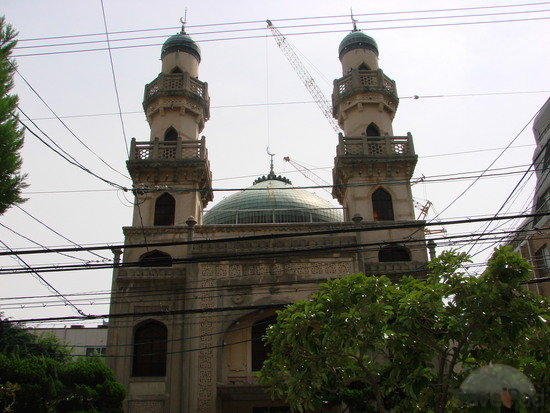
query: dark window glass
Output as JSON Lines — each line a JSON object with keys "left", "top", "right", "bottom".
{"left": 251, "top": 315, "right": 277, "bottom": 371}
{"left": 139, "top": 250, "right": 173, "bottom": 267}
{"left": 171, "top": 66, "right": 183, "bottom": 73}
{"left": 372, "top": 188, "right": 394, "bottom": 221}
{"left": 534, "top": 245, "right": 550, "bottom": 278}
{"left": 358, "top": 62, "right": 370, "bottom": 70}
{"left": 85, "top": 347, "right": 106, "bottom": 357}
{"left": 366, "top": 123, "right": 380, "bottom": 136}
{"left": 379, "top": 245, "right": 411, "bottom": 262}
{"left": 164, "top": 126, "right": 178, "bottom": 141}
{"left": 154, "top": 193, "right": 175, "bottom": 226}
{"left": 132, "top": 321, "right": 167, "bottom": 377}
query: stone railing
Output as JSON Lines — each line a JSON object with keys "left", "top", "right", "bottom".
{"left": 335, "top": 133, "right": 415, "bottom": 157}
{"left": 202, "top": 207, "right": 343, "bottom": 225}
{"left": 129, "top": 136, "right": 208, "bottom": 161}
{"left": 332, "top": 69, "right": 397, "bottom": 103}
{"left": 143, "top": 73, "right": 208, "bottom": 106}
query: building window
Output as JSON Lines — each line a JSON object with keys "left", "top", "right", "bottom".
{"left": 534, "top": 245, "right": 550, "bottom": 279}
{"left": 358, "top": 62, "right": 370, "bottom": 70}
{"left": 379, "top": 245, "right": 411, "bottom": 262}
{"left": 170, "top": 66, "right": 183, "bottom": 74}
{"left": 132, "top": 320, "right": 167, "bottom": 377}
{"left": 85, "top": 347, "right": 106, "bottom": 357}
{"left": 372, "top": 188, "right": 394, "bottom": 221}
{"left": 154, "top": 193, "right": 175, "bottom": 226}
{"left": 139, "top": 250, "right": 173, "bottom": 267}
{"left": 366, "top": 123, "right": 380, "bottom": 137}
{"left": 164, "top": 126, "right": 178, "bottom": 141}
{"left": 251, "top": 315, "right": 277, "bottom": 371}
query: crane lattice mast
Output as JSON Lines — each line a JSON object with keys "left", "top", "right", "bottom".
{"left": 266, "top": 20, "right": 341, "bottom": 133}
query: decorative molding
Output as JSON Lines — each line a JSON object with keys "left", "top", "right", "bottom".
{"left": 197, "top": 265, "right": 216, "bottom": 413}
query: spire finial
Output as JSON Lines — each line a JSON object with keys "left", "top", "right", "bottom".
{"left": 266, "top": 146, "right": 275, "bottom": 175}
{"left": 350, "top": 8, "right": 358, "bottom": 31}
{"left": 180, "top": 9, "right": 188, "bottom": 34}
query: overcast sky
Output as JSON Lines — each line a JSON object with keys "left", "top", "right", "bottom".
{"left": 1, "top": 0, "right": 549, "bottom": 326}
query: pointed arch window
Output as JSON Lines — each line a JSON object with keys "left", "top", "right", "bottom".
{"left": 372, "top": 188, "right": 394, "bottom": 221}
{"left": 358, "top": 62, "right": 370, "bottom": 70}
{"left": 170, "top": 66, "right": 183, "bottom": 74}
{"left": 154, "top": 193, "right": 175, "bottom": 226}
{"left": 366, "top": 123, "right": 380, "bottom": 137}
{"left": 139, "top": 250, "right": 173, "bottom": 267}
{"left": 132, "top": 320, "right": 167, "bottom": 377}
{"left": 379, "top": 245, "right": 411, "bottom": 262}
{"left": 251, "top": 315, "right": 277, "bottom": 371}
{"left": 164, "top": 126, "right": 178, "bottom": 141}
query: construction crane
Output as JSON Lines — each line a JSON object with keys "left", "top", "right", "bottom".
{"left": 283, "top": 156, "right": 332, "bottom": 195}
{"left": 266, "top": 20, "right": 341, "bottom": 133}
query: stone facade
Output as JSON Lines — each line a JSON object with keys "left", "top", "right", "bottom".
{"left": 107, "top": 26, "right": 429, "bottom": 412}
{"left": 508, "top": 98, "right": 550, "bottom": 296}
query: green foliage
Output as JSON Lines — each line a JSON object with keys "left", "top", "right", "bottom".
{"left": 57, "top": 359, "right": 125, "bottom": 413}
{"left": 258, "top": 247, "right": 549, "bottom": 413}
{"left": 0, "top": 317, "right": 70, "bottom": 362}
{"left": 0, "top": 316, "right": 125, "bottom": 412}
{"left": 0, "top": 16, "right": 27, "bottom": 215}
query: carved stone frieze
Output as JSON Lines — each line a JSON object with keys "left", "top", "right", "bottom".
{"left": 197, "top": 268, "right": 216, "bottom": 413}
{"left": 117, "top": 267, "right": 186, "bottom": 280}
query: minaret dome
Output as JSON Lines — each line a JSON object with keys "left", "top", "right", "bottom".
{"left": 338, "top": 30, "right": 379, "bottom": 74}
{"left": 161, "top": 29, "right": 201, "bottom": 77}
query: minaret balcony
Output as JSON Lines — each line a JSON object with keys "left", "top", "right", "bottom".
{"left": 335, "top": 133, "right": 415, "bottom": 158}
{"left": 143, "top": 73, "right": 209, "bottom": 109}
{"left": 129, "top": 136, "right": 208, "bottom": 162}
{"left": 332, "top": 69, "right": 398, "bottom": 114}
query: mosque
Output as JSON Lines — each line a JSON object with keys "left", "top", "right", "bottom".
{"left": 106, "top": 21, "right": 429, "bottom": 413}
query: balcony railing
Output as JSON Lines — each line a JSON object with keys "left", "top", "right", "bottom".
{"left": 129, "top": 136, "right": 208, "bottom": 161}
{"left": 335, "top": 133, "right": 415, "bottom": 157}
{"left": 203, "top": 207, "right": 344, "bottom": 225}
{"left": 143, "top": 73, "right": 208, "bottom": 106}
{"left": 332, "top": 69, "right": 397, "bottom": 104}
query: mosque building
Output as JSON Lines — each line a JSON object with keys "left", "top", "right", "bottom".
{"left": 106, "top": 22, "right": 429, "bottom": 413}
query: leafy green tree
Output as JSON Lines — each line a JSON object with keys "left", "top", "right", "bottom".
{"left": 0, "top": 16, "right": 27, "bottom": 215}
{"left": 0, "top": 316, "right": 70, "bottom": 362}
{"left": 258, "top": 247, "right": 548, "bottom": 412}
{"left": 0, "top": 316, "right": 125, "bottom": 412}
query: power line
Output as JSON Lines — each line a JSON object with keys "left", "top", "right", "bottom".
{"left": 1, "top": 211, "right": 545, "bottom": 258}
{"left": 14, "top": 205, "right": 109, "bottom": 261}
{"left": 421, "top": 106, "right": 542, "bottom": 228}
{"left": 99, "top": 0, "right": 129, "bottom": 158}
{"left": 0, "top": 222, "right": 89, "bottom": 263}
{"left": 12, "top": 16, "right": 550, "bottom": 58}
{"left": 24, "top": 91, "right": 550, "bottom": 122}
{"left": 13, "top": 67, "right": 129, "bottom": 180}
{"left": 16, "top": 115, "right": 128, "bottom": 191}
{"left": 16, "top": 2, "right": 550, "bottom": 43}
{"left": 0, "top": 240, "right": 87, "bottom": 317}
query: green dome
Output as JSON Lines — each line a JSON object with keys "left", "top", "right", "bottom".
{"left": 338, "top": 30, "right": 378, "bottom": 60}
{"left": 161, "top": 32, "right": 201, "bottom": 62}
{"left": 203, "top": 176, "right": 342, "bottom": 225}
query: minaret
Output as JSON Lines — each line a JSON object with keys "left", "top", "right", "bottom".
{"left": 332, "top": 27, "right": 417, "bottom": 223}
{"left": 127, "top": 22, "right": 212, "bottom": 225}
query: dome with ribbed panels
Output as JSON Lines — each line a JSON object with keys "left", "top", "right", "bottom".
{"left": 203, "top": 174, "right": 342, "bottom": 225}
{"left": 161, "top": 31, "right": 201, "bottom": 62}
{"left": 338, "top": 30, "right": 378, "bottom": 59}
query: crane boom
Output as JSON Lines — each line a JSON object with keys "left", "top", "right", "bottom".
{"left": 266, "top": 20, "right": 341, "bottom": 133}
{"left": 283, "top": 156, "right": 332, "bottom": 195}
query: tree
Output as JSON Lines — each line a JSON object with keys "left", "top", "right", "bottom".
{"left": 0, "top": 16, "right": 27, "bottom": 215}
{"left": 258, "top": 247, "right": 549, "bottom": 412}
{"left": 0, "top": 316, "right": 125, "bottom": 412}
